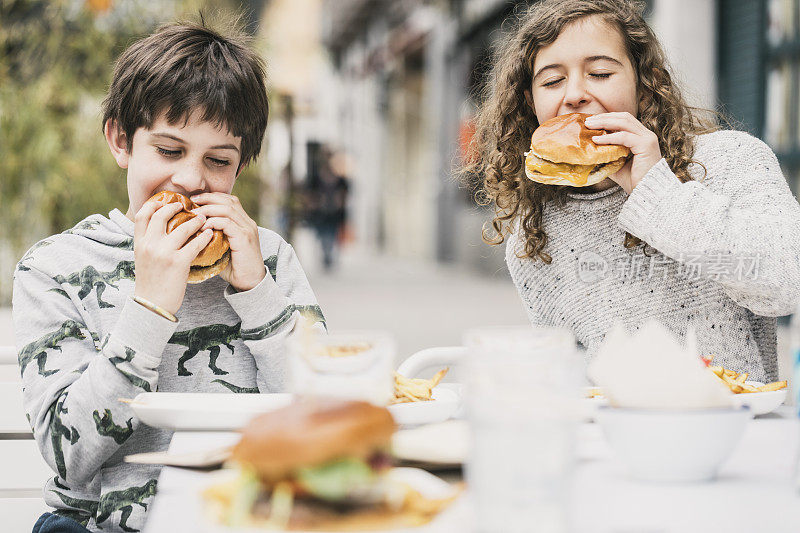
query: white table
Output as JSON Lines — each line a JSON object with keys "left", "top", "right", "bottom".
{"left": 144, "top": 410, "right": 800, "bottom": 533}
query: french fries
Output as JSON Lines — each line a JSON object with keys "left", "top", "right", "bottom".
{"left": 391, "top": 368, "right": 448, "bottom": 404}
{"left": 585, "top": 387, "right": 604, "bottom": 399}
{"left": 706, "top": 357, "right": 787, "bottom": 394}
{"left": 322, "top": 342, "right": 372, "bottom": 357}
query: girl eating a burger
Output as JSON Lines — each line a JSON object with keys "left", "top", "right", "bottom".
{"left": 465, "top": 0, "right": 800, "bottom": 382}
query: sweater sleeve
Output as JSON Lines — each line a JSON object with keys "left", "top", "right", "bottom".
{"left": 617, "top": 132, "right": 800, "bottom": 317}
{"left": 12, "top": 262, "right": 177, "bottom": 486}
{"left": 224, "top": 239, "right": 324, "bottom": 393}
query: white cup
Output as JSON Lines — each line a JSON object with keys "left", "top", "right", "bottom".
{"left": 287, "top": 330, "right": 395, "bottom": 405}
{"left": 464, "top": 326, "right": 581, "bottom": 533}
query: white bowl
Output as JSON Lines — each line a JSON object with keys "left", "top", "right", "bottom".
{"left": 730, "top": 382, "right": 787, "bottom": 415}
{"left": 595, "top": 406, "right": 750, "bottom": 482}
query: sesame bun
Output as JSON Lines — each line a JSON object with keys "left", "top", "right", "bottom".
{"left": 148, "top": 191, "right": 230, "bottom": 283}
{"left": 524, "top": 113, "right": 630, "bottom": 187}
{"left": 231, "top": 399, "right": 397, "bottom": 482}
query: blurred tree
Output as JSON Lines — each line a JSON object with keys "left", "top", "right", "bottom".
{"left": 0, "top": 0, "right": 267, "bottom": 303}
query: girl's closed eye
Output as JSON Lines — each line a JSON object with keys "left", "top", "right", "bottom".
{"left": 590, "top": 72, "right": 613, "bottom": 79}
{"left": 542, "top": 77, "right": 564, "bottom": 87}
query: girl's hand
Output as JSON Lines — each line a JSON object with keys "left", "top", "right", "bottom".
{"left": 585, "top": 112, "right": 662, "bottom": 194}
{"left": 190, "top": 192, "right": 266, "bottom": 292}
{"left": 134, "top": 199, "right": 213, "bottom": 315}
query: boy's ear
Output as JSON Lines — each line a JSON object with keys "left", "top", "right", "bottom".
{"left": 104, "top": 119, "right": 130, "bottom": 169}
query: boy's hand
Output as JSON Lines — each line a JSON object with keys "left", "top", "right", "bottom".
{"left": 190, "top": 192, "right": 266, "bottom": 292}
{"left": 133, "top": 198, "right": 214, "bottom": 315}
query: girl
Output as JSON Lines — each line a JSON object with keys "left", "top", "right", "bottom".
{"left": 467, "top": 0, "right": 800, "bottom": 381}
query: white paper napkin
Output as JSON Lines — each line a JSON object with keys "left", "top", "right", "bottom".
{"left": 587, "top": 319, "right": 731, "bottom": 409}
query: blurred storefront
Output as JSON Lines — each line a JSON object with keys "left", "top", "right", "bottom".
{"left": 719, "top": 0, "right": 800, "bottom": 193}
{"left": 317, "top": 0, "right": 523, "bottom": 273}
{"left": 262, "top": 0, "right": 796, "bottom": 273}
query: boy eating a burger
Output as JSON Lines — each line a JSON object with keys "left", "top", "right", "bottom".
{"left": 12, "top": 18, "right": 324, "bottom": 533}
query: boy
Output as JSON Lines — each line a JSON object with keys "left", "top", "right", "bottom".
{"left": 12, "top": 19, "right": 324, "bottom": 533}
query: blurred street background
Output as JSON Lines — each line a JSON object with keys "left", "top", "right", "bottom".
{"left": 1, "top": 0, "right": 797, "bottom": 373}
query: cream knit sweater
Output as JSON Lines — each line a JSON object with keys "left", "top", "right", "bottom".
{"left": 506, "top": 130, "right": 800, "bottom": 382}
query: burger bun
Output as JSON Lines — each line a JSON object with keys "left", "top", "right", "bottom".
{"left": 148, "top": 191, "right": 231, "bottom": 283}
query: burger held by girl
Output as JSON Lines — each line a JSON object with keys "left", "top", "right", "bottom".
{"left": 467, "top": 0, "right": 800, "bottom": 381}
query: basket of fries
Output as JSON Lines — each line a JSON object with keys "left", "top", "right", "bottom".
{"left": 388, "top": 368, "right": 460, "bottom": 426}
{"left": 704, "top": 357, "right": 788, "bottom": 415}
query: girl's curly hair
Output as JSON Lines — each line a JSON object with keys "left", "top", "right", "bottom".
{"left": 465, "top": 0, "right": 717, "bottom": 263}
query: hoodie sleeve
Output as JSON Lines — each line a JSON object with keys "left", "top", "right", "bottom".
{"left": 224, "top": 236, "right": 325, "bottom": 393}
{"left": 12, "top": 260, "right": 177, "bottom": 486}
{"left": 617, "top": 131, "right": 800, "bottom": 317}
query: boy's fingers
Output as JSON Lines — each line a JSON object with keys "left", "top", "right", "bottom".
{"left": 180, "top": 228, "right": 215, "bottom": 261}
{"left": 147, "top": 202, "right": 186, "bottom": 236}
{"left": 200, "top": 215, "right": 245, "bottom": 237}
{"left": 165, "top": 213, "right": 207, "bottom": 248}
{"left": 134, "top": 200, "right": 163, "bottom": 238}
{"left": 192, "top": 203, "right": 250, "bottom": 228}
{"left": 196, "top": 214, "right": 247, "bottom": 231}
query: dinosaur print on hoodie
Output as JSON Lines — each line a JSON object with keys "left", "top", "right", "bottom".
{"left": 13, "top": 208, "right": 324, "bottom": 532}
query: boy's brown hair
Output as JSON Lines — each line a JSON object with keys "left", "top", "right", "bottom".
{"left": 101, "top": 17, "right": 268, "bottom": 171}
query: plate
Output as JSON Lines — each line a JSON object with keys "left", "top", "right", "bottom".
{"left": 130, "top": 390, "right": 460, "bottom": 432}
{"left": 131, "top": 393, "right": 294, "bottom": 431}
{"left": 580, "top": 383, "right": 786, "bottom": 417}
{"left": 392, "top": 420, "right": 468, "bottom": 465}
{"left": 388, "top": 388, "right": 460, "bottom": 426}
{"left": 582, "top": 387, "right": 609, "bottom": 420}
{"left": 730, "top": 382, "right": 787, "bottom": 415}
{"left": 198, "top": 467, "right": 466, "bottom": 533}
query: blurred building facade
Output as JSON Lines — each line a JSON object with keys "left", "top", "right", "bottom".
{"left": 261, "top": 0, "right": 797, "bottom": 273}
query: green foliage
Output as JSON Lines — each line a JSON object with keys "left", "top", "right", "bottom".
{"left": 1, "top": 0, "right": 140, "bottom": 249}
{"left": 0, "top": 0, "right": 266, "bottom": 303}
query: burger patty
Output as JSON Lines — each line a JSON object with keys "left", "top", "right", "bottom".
{"left": 191, "top": 250, "right": 230, "bottom": 271}
{"left": 525, "top": 152, "right": 626, "bottom": 183}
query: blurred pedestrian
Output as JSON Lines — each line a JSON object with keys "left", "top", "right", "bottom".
{"left": 309, "top": 148, "right": 350, "bottom": 271}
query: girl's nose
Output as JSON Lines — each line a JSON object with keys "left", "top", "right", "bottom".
{"left": 563, "top": 78, "right": 590, "bottom": 109}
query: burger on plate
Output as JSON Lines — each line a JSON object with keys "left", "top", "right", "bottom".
{"left": 524, "top": 112, "right": 631, "bottom": 187}
{"left": 148, "top": 191, "right": 230, "bottom": 283}
{"left": 204, "top": 399, "right": 456, "bottom": 530}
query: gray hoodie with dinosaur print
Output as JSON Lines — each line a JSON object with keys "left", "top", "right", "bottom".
{"left": 13, "top": 208, "right": 325, "bottom": 532}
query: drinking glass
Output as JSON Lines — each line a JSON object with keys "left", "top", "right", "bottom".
{"left": 464, "top": 326, "right": 581, "bottom": 533}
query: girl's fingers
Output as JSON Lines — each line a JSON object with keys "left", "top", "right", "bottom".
{"left": 591, "top": 131, "right": 637, "bottom": 148}
{"left": 585, "top": 114, "right": 641, "bottom": 133}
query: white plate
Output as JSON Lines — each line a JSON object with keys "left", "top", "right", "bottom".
{"left": 392, "top": 420, "right": 468, "bottom": 465}
{"left": 131, "top": 393, "right": 294, "bottom": 431}
{"left": 436, "top": 383, "right": 465, "bottom": 418}
{"left": 131, "top": 390, "right": 460, "bottom": 432}
{"left": 581, "top": 383, "right": 786, "bottom": 417}
{"left": 730, "top": 382, "right": 787, "bottom": 415}
{"left": 581, "top": 387, "right": 609, "bottom": 420}
{"left": 388, "top": 388, "right": 460, "bottom": 426}
{"left": 199, "top": 467, "right": 466, "bottom": 533}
